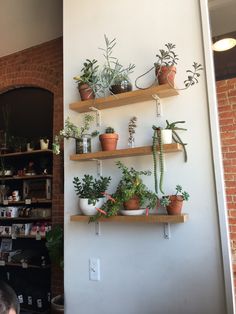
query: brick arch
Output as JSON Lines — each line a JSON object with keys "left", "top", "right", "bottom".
{"left": 0, "top": 63, "right": 63, "bottom": 134}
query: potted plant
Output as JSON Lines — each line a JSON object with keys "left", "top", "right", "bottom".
{"left": 90, "top": 161, "right": 157, "bottom": 221}
{"left": 155, "top": 43, "right": 179, "bottom": 85}
{"left": 45, "top": 225, "right": 64, "bottom": 313}
{"left": 40, "top": 137, "right": 49, "bottom": 150}
{"left": 100, "top": 35, "right": 135, "bottom": 95}
{"left": 160, "top": 185, "right": 189, "bottom": 215}
{"left": 73, "top": 59, "right": 100, "bottom": 101}
{"left": 152, "top": 120, "right": 187, "bottom": 195}
{"left": 135, "top": 42, "right": 203, "bottom": 90}
{"left": 99, "top": 127, "right": 119, "bottom": 151}
{"left": 73, "top": 174, "right": 111, "bottom": 216}
{"left": 52, "top": 114, "right": 99, "bottom": 155}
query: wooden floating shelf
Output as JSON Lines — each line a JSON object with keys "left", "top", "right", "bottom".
{"left": 70, "top": 143, "right": 182, "bottom": 161}
{"left": 70, "top": 214, "right": 188, "bottom": 224}
{"left": 0, "top": 149, "right": 53, "bottom": 157}
{"left": 69, "top": 84, "right": 178, "bottom": 113}
{"left": 0, "top": 174, "right": 53, "bottom": 181}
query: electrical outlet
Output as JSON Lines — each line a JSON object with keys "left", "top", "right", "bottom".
{"left": 89, "top": 258, "right": 100, "bottom": 281}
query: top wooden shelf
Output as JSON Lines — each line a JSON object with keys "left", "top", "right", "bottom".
{"left": 0, "top": 149, "right": 53, "bottom": 157}
{"left": 69, "top": 84, "right": 178, "bottom": 113}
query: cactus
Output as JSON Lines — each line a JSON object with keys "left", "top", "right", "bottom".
{"left": 105, "top": 127, "right": 115, "bottom": 134}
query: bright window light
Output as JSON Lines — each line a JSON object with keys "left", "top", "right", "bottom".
{"left": 212, "top": 38, "right": 236, "bottom": 52}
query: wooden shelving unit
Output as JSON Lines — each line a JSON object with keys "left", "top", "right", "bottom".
{"left": 0, "top": 149, "right": 53, "bottom": 157}
{"left": 69, "top": 84, "right": 178, "bottom": 113}
{"left": 0, "top": 234, "right": 46, "bottom": 239}
{"left": 0, "top": 261, "right": 49, "bottom": 269}
{"left": 70, "top": 143, "right": 182, "bottom": 161}
{"left": 70, "top": 214, "right": 188, "bottom": 224}
{"left": 0, "top": 217, "right": 51, "bottom": 221}
{"left": 0, "top": 174, "right": 53, "bottom": 181}
{"left": 0, "top": 199, "right": 52, "bottom": 205}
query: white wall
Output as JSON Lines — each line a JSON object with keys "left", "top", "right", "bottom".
{"left": 63, "top": 0, "right": 232, "bottom": 313}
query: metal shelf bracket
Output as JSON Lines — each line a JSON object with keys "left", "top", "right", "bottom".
{"left": 91, "top": 159, "right": 102, "bottom": 177}
{"left": 89, "top": 106, "right": 101, "bottom": 126}
{"left": 152, "top": 94, "right": 162, "bottom": 117}
{"left": 163, "top": 223, "right": 171, "bottom": 239}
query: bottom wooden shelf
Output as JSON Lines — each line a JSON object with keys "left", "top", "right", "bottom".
{"left": 70, "top": 214, "right": 188, "bottom": 223}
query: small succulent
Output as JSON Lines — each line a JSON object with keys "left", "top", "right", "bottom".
{"left": 105, "top": 127, "right": 115, "bottom": 134}
{"left": 128, "top": 116, "right": 137, "bottom": 148}
{"left": 160, "top": 185, "right": 190, "bottom": 207}
{"left": 155, "top": 43, "right": 179, "bottom": 67}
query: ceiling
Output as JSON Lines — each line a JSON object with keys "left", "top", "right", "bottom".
{"left": 0, "top": 0, "right": 234, "bottom": 58}
{"left": 0, "top": 0, "right": 62, "bottom": 57}
{"left": 209, "top": 0, "right": 236, "bottom": 36}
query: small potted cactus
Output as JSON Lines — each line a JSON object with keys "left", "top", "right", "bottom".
{"left": 99, "top": 127, "right": 119, "bottom": 151}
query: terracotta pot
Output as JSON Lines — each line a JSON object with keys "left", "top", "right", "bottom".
{"left": 155, "top": 66, "right": 176, "bottom": 86}
{"left": 78, "top": 83, "right": 95, "bottom": 101}
{"left": 99, "top": 133, "right": 119, "bottom": 151}
{"left": 123, "top": 196, "right": 140, "bottom": 210}
{"left": 166, "top": 195, "right": 183, "bottom": 215}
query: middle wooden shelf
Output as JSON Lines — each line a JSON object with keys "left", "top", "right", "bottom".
{"left": 70, "top": 143, "right": 182, "bottom": 161}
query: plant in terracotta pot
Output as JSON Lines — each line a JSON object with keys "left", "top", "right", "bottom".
{"left": 152, "top": 120, "right": 187, "bottom": 196}
{"left": 160, "top": 185, "right": 189, "bottom": 215}
{"left": 155, "top": 43, "right": 178, "bottom": 86}
{"left": 100, "top": 35, "right": 135, "bottom": 95}
{"left": 90, "top": 161, "right": 157, "bottom": 221}
{"left": 99, "top": 127, "right": 119, "bottom": 151}
{"left": 52, "top": 114, "right": 99, "bottom": 155}
{"left": 73, "top": 174, "right": 111, "bottom": 216}
{"left": 73, "top": 59, "right": 100, "bottom": 101}
{"left": 135, "top": 42, "right": 203, "bottom": 90}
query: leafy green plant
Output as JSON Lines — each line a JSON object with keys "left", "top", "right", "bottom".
{"left": 90, "top": 161, "right": 157, "bottom": 221}
{"left": 73, "top": 59, "right": 100, "bottom": 95}
{"left": 46, "top": 225, "right": 64, "bottom": 269}
{"left": 100, "top": 35, "right": 135, "bottom": 92}
{"left": 128, "top": 116, "right": 137, "bottom": 148}
{"left": 52, "top": 114, "right": 99, "bottom": 155}
{"left": 155, "top": 43, "right": 179, "bottom": 67}
{"left": 160, "top": 185, "right": 190, "bottom": 207}
{"left": 73, "top": 174, "right": 111, "bottom": 205}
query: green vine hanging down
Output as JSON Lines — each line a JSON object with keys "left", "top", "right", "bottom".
{"left": 152, "top": 126, "right": 165, "bottom": 195}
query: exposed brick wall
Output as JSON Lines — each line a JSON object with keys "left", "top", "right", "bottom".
{"left": 216, "top": 78, "right": 236, "bottom": 294}
{"left": 0, "top": 38, "right": 64, "bottom": 297}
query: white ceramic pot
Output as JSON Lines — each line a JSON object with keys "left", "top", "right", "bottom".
{"left": 79, "top": 198, "right": 104, "bottom": 216}
{"left": 40, "top": 139, "right": 49, "bottom": 150}
{"left": 161, "top": 129, "right": 172, "bottom": 144}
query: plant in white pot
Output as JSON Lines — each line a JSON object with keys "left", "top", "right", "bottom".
{"left": 73, "top": 174, "right": 111, "bottom": 216}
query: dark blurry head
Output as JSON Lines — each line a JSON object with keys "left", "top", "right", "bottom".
{"left": 0, "top": 281, "right": 20, "bottom": 314}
